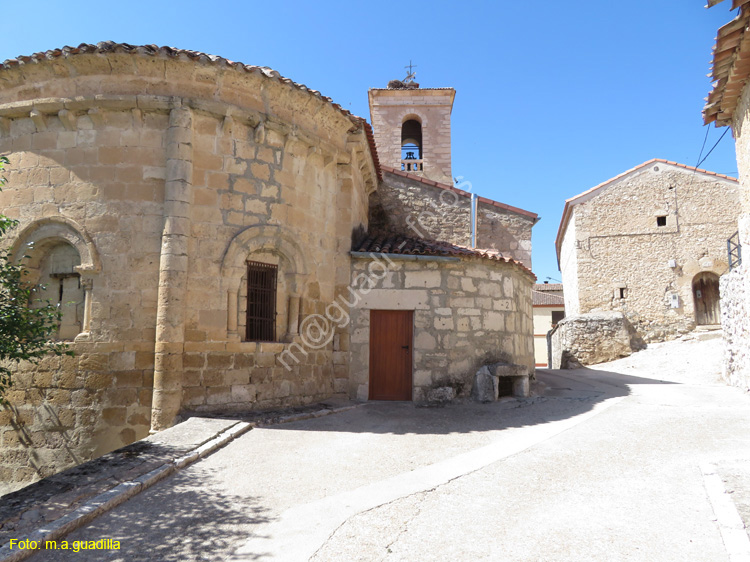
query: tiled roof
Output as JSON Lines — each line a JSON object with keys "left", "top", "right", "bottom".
{"left": 704, "top": 0, "right": 750, "bottom": 126}
{"left": 534, "top": 283, "right": 563, "bottom": 292}
{"left": 382, "top": 167, "right": 539, "bottom": 221}
{"left": 353, "top": 233, "right": 536, "bottom": 280}
{"left": 532, "top": 290, "right": 565, "bottom": 307}
{"left": 0, "top": 42, "right": 382, "bottom": 180}
{"left": 369, "top": 87, "right": 456, "bottom": 91}
{"left": 555, "top": 159, "right": 737, "bottom": 265}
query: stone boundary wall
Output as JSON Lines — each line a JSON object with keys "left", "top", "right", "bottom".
{"left": 720, "top": 266, "right": 750, "bottom": 390}
{"left": 550, "top": 311, "right": 644, "bottom": 368}
{"left": 348, "top": 255, "right": 535, "bottom": 403}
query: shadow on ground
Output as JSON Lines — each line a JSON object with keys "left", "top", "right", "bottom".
{"left": 0, "top": 439, "right": 193, "bottom": 548}
{"left": 35, "top": 464, "right": 272, "bottom": 562}
{"left": 262, "top": 368, "right": 677, "bottom": 437}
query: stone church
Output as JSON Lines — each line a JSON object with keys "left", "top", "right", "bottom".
{"left": 0, "top": 42, "right": 537, "bottom": 493}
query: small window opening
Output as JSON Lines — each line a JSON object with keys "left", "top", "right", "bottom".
{"left": 246, "top": 261, "right": 277, "bottom": 341}
{"left": 551, "top": 310, "right": 565, "bottom": 326}
{"left": 619, "top": 287, "right": 627, "bottom": 299}
{"left": 34, "top": 242, "right": 84, "bottom": 340}
{"left": 656, "top": 216, "right": 667, "bottom": 227}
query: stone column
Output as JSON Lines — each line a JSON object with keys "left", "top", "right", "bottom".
{"left": 227, "top": 289, "right": 239, "bottom": 335}
{"left": 150, "top": 103, "right": 193, "bottom": 432}
{"left": 287, "top": 295, "right": 300, "bottom": 335}
{"left": 80, "top": 277, "right": 93, "bottom": 334}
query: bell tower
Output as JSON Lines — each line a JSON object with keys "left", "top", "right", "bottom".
{"left": 368, "top": 69, "right": 456, "bottom": 185}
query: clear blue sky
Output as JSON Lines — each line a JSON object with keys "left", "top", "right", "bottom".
{"left": 0, "top": 1, "right": 739, "bottom": 282}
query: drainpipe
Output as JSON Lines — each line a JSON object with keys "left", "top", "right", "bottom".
{"left": 470, "top": 193, "right": 478, "bottom": 248}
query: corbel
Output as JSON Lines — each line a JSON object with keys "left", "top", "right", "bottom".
{"left": 58, "top": 109, "right": 77, "bottom": 131}
{"left": 30, "top": 109, "right": 47, "bottom": 131}
{"left": 87, "top": 108, "right": 105, "bottom": 128}
{"left": 131, "top": 108, "right": 144, "bottom": 126}
{"left": 254, "top": 121, "right": 266, "bottom": 144}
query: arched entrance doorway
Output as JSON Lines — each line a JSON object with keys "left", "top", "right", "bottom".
{"left": 692, "top": 272, "right": 721, "bottom": 325}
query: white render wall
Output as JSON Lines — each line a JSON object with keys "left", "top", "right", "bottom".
{"left": 560, "top": 212, "right": 581, "bottom": 316}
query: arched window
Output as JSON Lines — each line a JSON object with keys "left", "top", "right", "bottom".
{"left": 32, "top": 242, "right": 85, "bottom": 340}
{"left": 240, "top": 257, "right": 281, "bottom": 342}
{"left": 401, "top": 118, "right": 423, "bottom": 171}
{"left": 222, "top": 225, "right": 308, "bottom": 343}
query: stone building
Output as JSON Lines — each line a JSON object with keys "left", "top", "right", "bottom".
{"left": 705, "top": 0, "right": 750, "bottom": 392}
{"left": 367, "top": 82, "right": 537, "bottom": 269}
{"left": 532, "top": 283, "right": 564, "bottom": 367}
{"left": 0, "top": 43, "right": 537, "bottom": 493}
{"left": 556, "top": 159, "right": 739, "bottom": 342}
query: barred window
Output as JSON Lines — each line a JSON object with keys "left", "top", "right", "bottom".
{"left": 246, "top": 261, "right": 277, "bottom": 341}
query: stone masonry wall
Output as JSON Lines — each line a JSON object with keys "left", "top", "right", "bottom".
{"left": 348, "top": 255, "right": 535, "bottom": 403}
{"left": 368, "top": 88, "right": 454, "bottom": 185}
{"left": 0, "top": 47, "right": 376, "bottom": 494}
{"left": 722, "top": 81, "right": 750, "bottom": 392}
{"left": 0, "top": 105, "right": 164, "bottom": 494}
{"left": 564, "top": 163, "right": 739, "bottom": 342}
{"left": 370, "top": 170, "right": 535, "bottom": 269}
{"left": 550, "top": 311, "right": 643, "bottom": 368}
{"left": 720, "top": 266, "right": 750, "bottom": 390}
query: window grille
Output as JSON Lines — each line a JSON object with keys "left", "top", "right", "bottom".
{"left": 728, "top": 231, "right": 742, "bottom": 271}
{"left": 246, "top": 261, "right": 277, "bottom": 341}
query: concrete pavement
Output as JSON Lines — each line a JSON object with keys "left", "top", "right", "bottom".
{"left": 17, "top": 336, "right": 750, "bottom": 561}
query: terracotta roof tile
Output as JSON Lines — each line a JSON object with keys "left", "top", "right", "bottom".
{"left": 354, "top": 232, "right": 536, "bottom": 280}
{"left": 532, "top": 290, "right": 565, "bottom": 307}
{"left": 704, "top": 1, "right": 750, "bottom": 126}
{"left": 0, "top": 41, "right": 382, "bottom": 179}
{"left": 534, "top": 283, "right": 563, "bottom": 292}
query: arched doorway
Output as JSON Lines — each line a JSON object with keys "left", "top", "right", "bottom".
{"left": 692, "top": 272, "right": 721, "bottom": 325}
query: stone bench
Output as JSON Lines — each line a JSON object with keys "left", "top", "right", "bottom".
{"left": 471, "top": 362, "right": 529, "bottom": 402}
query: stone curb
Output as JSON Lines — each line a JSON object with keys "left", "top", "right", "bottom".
{"left": 0, "top": 402, "right": 361, "bottom": 562}
{"left": 701, "top": 463, "right": 750, "bottom": 562}
{"left": 0, "top": 420, "right": 252, "bottom": 562}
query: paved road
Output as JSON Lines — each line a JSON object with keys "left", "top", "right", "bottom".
{"left": 35, "top": 337, "right": 750, "bottom": 561}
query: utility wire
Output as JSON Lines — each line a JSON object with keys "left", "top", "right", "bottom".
{"left": 696, "top": 125, "right": 711, "bottom": 169}
{"left": 697, "top": 127, "right": 730, "bottom": 169}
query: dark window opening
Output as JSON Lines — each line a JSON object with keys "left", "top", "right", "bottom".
{"left": 551, "top": 310, "right": 565, "bottom": 326}
{"left": 401, "top": 119, "right": 423, "bottom": 162}
{"left": 246, "top": 261, "right": 277, "bottom": 341}
{"left": 619, "top": 287, "right": 627, "bottom": 299}
{"left": 656, "top": 216, "right": 667, "bottom": 227}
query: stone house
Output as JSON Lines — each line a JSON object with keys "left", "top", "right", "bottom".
{"left": 0, "top": 43, "right": 537, "bottom": 493}
{"left": 705, "top": 0, "right": 750, "bottom": 391}
{"left": 556, "top": 159, "right": 739, "bottom": 342}
{"left": 532, "top": 283, "right": 565, "bottom": 367}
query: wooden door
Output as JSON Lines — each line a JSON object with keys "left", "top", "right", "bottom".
{"left": 369, "top": 310, "right": 413, "bottom": 401}
{"left": 693, "top": 272, "right": 720, "bottom": 325}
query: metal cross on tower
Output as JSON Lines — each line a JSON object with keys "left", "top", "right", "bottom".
{"left": 404, "top": 60, "right": 417, "bottom": 84}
